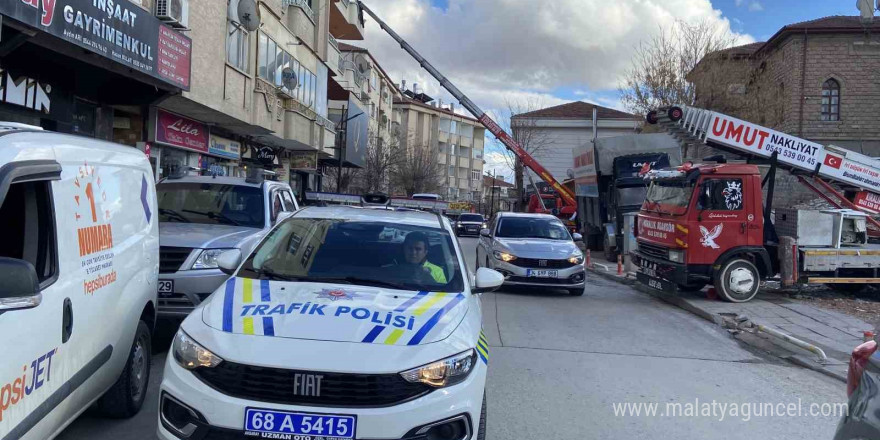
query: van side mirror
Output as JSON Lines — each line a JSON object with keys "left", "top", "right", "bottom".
{"left": 0, "top": 258, "right": 41, "bottom": 311}
{"left": 217, "top": 250, "right": 243, "bottom": 276}
{"left": 473, "top": 268, "right": 504, "bottom": 294}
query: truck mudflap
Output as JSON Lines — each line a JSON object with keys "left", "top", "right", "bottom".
{"left": 633, "top": 252, "right": 689, "bottom": 293}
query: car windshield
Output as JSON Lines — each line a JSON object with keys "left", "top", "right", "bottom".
{"left": 644, "top": 180, "right": 695, "bottom": 215}
{"left": 617, "top": 186, "right": 648, "bottom": 207}
{"left": 459, "top": 214, "right": 484, "bottom": 222}
{"left": 157, "top": 182, "right": 264, "bottom": 229}
{"left": 496, "top": 217, "right": 570, "bottom": 240}
{"left": 238, "top": 219, "right": 464, "bottom": 293}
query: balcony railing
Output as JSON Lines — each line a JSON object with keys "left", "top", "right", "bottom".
{"left": 284, "top": 0, "right": 316, "bottom": 21}
{"left": 329, "top": 34, "right": 339, "bottom": 50}
{"left": 316, "top": 114, "right": 336, "bottom": 132}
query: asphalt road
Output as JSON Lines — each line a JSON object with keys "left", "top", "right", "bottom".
{"left": 58, "top": 237, "right": 847, "bottom": 440}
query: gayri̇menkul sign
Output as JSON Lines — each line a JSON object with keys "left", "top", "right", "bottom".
{"left": 0, "top": 0, "right": 192, "bottom": 90}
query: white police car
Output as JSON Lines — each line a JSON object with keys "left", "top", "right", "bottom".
{"left": 158, "top": 206, "right": 503, "bottom": 440}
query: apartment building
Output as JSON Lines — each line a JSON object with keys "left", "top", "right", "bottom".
{"left": 394, "top": 92, "right": 486, "bottom": 202}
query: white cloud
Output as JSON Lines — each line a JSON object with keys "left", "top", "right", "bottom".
{"left": 748, "top": 1, "right": 763, "bottom": 11}
{"left": 482, "top": 151, "right": 513, "bottom": 182}
{"left": 735, "top": 0, "right": 744, "bottom": 6}
{"left": 354, "top": 0, "right": 753, "bottom": 119}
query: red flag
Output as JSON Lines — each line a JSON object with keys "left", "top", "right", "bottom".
{"left": 823, "top": 154, "right": 843, "bottom": 169}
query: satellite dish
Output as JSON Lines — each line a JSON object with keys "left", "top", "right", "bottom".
{"left": 857, "top": 0, "right": 875, "bottom": 22}
{"left": 237, "top": 0, "right": 260, "bottom": 32}
{"left": 354, "top": 54, "right": 369, "bottom": 74}
{"left": 281, "top": 67, "right": 298, "bottom": 90}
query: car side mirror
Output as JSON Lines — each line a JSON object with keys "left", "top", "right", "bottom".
{"left": 217, "top": 249, "right": 243, "bottom": 276}
{"left": 275, "top": 211, "right": 294, "bottom": 225}
{"left": 572, "top": 233, "right": 583, "bottom": 242}
{"left": 0, "top": 258, "right": 41, "bottom": 311}
{"left": 479, "top": 228, "right": 491, "bottom": 237}
{"left": 473, "top": 267, "right": 504, "bottom": 294}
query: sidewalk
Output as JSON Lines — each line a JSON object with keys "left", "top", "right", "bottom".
{"left": 585, "top": 255, "right": 871, "bottom": 382}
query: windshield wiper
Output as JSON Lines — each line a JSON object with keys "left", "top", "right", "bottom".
{"left": 182, "top": 209, "right": 242, "bottom": 226}
{"left": 159, "top": 208, "right": 191, "bottom": 223}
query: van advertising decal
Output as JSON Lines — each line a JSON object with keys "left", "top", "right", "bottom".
{"left": 73, "top": 161, "right": 117, "bottom": 295}
{"left": 0, "top": 348, "right": 58, "bottom": 423}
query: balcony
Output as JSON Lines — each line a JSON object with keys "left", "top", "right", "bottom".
{"left": 438, "top": 153, "right": 447, "bottom": 165}
{"left": 327, "top": 38, "right": 341, "bottom": 77}
{"left": 330, "top": 0, "right": 364, "bottom": 40}
{"left": 459, "top": 136, "right": 472, "bottom": 148}
{"left": 458, "top": 157, "right": 470, "bottom": 168}
{"left": 284, "top": 102, "right": 318, "bottom": 151}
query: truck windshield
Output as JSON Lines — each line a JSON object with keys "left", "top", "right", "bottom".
{"left": 157, "top": 183, "right": 265, "bottom": 229}
{"left": 644, "top": 180, "right": 694, "bottom": 215}
{"left": 239, "top": 219, "right": 464, "bottom": 293}
{"left": 617, "top": 186, "right": 648, "bottom": 207}
{"left": 542, "top": 197, "right": 556, "bottom": 210}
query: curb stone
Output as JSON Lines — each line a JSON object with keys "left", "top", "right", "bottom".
{"left": 586, "top": 266, "right": 849, "bottom": 382}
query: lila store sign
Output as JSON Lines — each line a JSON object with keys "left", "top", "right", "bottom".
{"left": 155, "top": 109, "right": 208, "bottom": 153}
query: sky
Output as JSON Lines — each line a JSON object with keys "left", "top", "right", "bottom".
{"left": 352, "top": 0, "right": 862, "bottom": 181}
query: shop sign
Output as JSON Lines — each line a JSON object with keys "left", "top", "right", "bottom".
{"left": 0, "top": 0, "right": 192, "bottom": 90}
{"left": 853, "top": 191, "right": 880, "bottom": 214}
{"left": 209, "top": 134, "right": 241, "bottom": 160}
{"left": 290, "top": 151, "right": 318, "bottom": 170}
{"left": 155, "top": 109, "right": 208, "bottom": 153}
{"left": 256, "top": 147, "right": 277, "bottom": 165}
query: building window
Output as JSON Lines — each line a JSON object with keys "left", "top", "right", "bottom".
{"left": 449, "top": 143, "right": 456, "bottom": 156}
{"left": 471, "top": 170, "right": 479, "bottom": 181}
{"left": 448, "top": 165, "right": 455, "bottom": 177}
{"left": 258, "top": 33, "right": 317, "bottom": 109}
{"left": 449, "top": 120, "right": 458, "bottom": 135}
{"left": 227, "top": 21, "right": 249, "bottom": 72}
{"left": 473, "top": 149, "right": 482, "bottom": 159}
{"left": 821, "top": 79, "right": 840, "bottom": 121}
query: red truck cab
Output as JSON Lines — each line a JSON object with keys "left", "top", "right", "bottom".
{"left": 634, "top": 163, "right": 774, "bottom": 302}
{"left": 528, "top": 193, "right": 578, "bottom": 231}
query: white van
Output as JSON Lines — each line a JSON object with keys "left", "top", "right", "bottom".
{"left": 0, "top": 125, "right": 159, "bottom": 440}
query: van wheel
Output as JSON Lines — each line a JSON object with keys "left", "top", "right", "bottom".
{"left": 713, "top": 259, "right": 760, "bottom": 303}
{"left": 476, "top": 392, "right": 486, "bottom": 440}
{"left": 96, "top": 321, "right": 151, "bottom": 418}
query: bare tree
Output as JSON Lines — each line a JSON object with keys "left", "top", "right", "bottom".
{"left": 346, "top": 128, "right": 402, "bottom": 194}
{"left": 494, "top": 98, "right": 554, "bottom": 211}
{"left": 389, "top": 134, "right": 444, "bottom": 197}
{"left": 618, "top": 20, "right": 739, "bottom": 117}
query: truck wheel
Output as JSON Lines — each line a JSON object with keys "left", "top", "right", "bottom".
{"left": 714, "top": 259, "right": 760, "bottom": 303}
{"left": 96, "top": 320, "right": 151, "bottom": 418}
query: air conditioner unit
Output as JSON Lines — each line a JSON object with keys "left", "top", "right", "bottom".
{"left": 156, "top": 0, "right": 189, "bottom": 29}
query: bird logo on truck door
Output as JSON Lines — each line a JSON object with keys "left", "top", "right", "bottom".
{"left": 722, "top": 181, "right": 743, "bottom": 210}
{"left": 699, "top": 224, "right": 723, "bottom": 249}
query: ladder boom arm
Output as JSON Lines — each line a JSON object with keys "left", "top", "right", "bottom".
{"left": 358, "top": 1, "right": 576, "bottom": 207}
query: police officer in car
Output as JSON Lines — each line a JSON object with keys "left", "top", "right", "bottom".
{"left": 400, "top": 232, "right": 447, "bottom": 284}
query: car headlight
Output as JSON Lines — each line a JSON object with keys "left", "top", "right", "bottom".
{"left": 668, "top": 249, "right": 685, "bottom": 264}
{"left": 493, "top": 250, "right": 517, "bottom": 262}
{"left": 191, "top": 249, "right": 233, "bottom": 270}
{"left": 568, "top": 253, "right": 584, "bottom": 265}
{"left": 456, "top": 223, "right": 463, "bottom": 228}
{"left": 482, "top": 223, "right": 488, "bottom": 229}
{"left": 400, "top": 349, "right": 476, "bottom": 388}
{"left": 172, "top": 330, "right": 223, "bottom": 370}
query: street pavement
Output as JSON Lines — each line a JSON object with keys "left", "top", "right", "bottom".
{"left": 59, "top": 237, "right": 847, "bottom": 440}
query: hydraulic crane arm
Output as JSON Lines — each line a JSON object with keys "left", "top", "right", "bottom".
{"left": 358, "top": 1, "right": 576, "bottom": 207}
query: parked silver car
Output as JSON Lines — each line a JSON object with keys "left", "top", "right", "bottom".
{"left": 156, "top": 175, "right": 298, "bottom": 318}
{"left": 476, "top": 212, "right": 586, "bottom": 296}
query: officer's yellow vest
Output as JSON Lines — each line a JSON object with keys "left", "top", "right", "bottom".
{"left": 422, "top": 261, "right": 447, "bottom": 284}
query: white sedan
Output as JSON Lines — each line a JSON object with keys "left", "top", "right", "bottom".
{"left": 158, "top": 206, "right": 502, "bottom": 440}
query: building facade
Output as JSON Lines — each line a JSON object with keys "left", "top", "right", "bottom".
{"left": 482, "top": 175, "right": 516, "bottom": 215}
{"left": 393, "top": 94, "right": 486, "bottom": 201}
{"left": 689, "top": 16, "right": 880, "bottom": 157}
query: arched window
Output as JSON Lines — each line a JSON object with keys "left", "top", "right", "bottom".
{"left": 821, "top": 79, "right": 840, "bottom": 121}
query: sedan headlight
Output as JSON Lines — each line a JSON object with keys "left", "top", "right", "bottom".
{"left": 482, "top": 223, "right": 488, "bottom": 229}
{"left": 191, "top": 249, "right": 233, "bottom": 270}
{"left": 172, "top": 330, "right": 223, "bottom": 370}
{"left": 492, "top": 250, "right": 517, "bottom": 262}
{"left": 668, "top": 249, "right": 686, "bottom": 264}
{"left": 400, "top": 349, "right": 476, "bottom": 388}
{"left": 568, "top": 253, "right": 584, "bottom": 265}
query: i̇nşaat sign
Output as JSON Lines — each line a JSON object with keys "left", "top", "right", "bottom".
{"left": 0, "top": 0, "right": 192, "bottom": 90}
{"left": 155, "top": 109, "right": 208, "bottom": 153}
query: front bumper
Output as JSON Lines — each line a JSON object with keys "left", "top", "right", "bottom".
{"left": 632, "top": 251, "right": 690, "bottom": 293}
{"left": 158, "top": 269, "right": 229, "bottom": 318}
{"left": 455, "top": 225, "right": 483, "bottom": 236}
{"left": 158, "top": 355, "right": 486, "bottom": 440}
{"left": 488, "top": 258, "right": 586, "bottom": 288}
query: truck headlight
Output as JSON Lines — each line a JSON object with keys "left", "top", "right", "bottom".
{"left": 172, "top": 330, "right": 223, "bottom": 370}
{"left": 493, "top": 250, "right": 517, "bottom": 262}
{"left": 668, "top": 249, "right": 685, "bottom": 263}
{"left": 568, "top": 253, "right": 584, "bottom": 265}
{"left": 400, "top": 349, "right": 476, "bottom": 388}
{"left": 191, "top": 249, "right": 233, "bottom": 270}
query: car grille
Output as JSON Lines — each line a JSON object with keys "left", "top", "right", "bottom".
{"left": 193, "top": 362, "right": 432, "bottom": 408}
{"left": 160, "top": 247, "right": 193, "bottom": 273}
{"left": 638, "top": 242, "right": 668, "bottom": 260}
{"left": 509, "top": 258, "right": 576, "bottom": 269}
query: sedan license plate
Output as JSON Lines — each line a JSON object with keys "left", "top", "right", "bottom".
{"left": 158, "top": 280, "right": 174, "bottom": 297}
{"left": 244, "top": 408, "right": 356, "bottom": 440}
{"left": 527, "top": 269, "right": 558, "bottom": 278}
